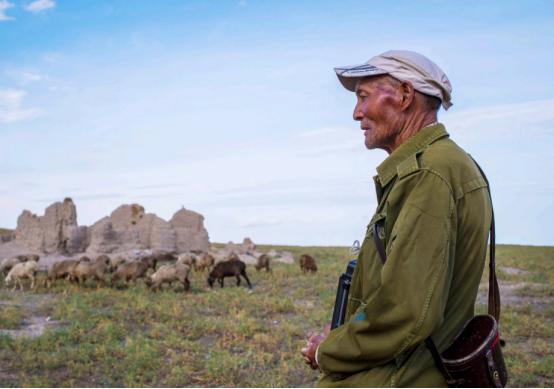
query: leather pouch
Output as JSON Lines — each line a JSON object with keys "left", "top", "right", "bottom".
{"left": 427, "top": 315, "right": 508, "bottom": 387}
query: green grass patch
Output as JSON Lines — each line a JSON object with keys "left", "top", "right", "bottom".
{"left": 0, "top": 304, "right": 22, "bottom": 329}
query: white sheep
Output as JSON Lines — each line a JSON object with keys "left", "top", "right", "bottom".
{"left": 5, "top": 261, "right": 39, "bottom": 291}
{"left": 146, "top": 263, "right": 190, "bottom": 291}
{"left": 1, "top": 254, "right": 40, "bottom": 277}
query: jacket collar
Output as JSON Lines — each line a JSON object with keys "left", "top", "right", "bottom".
{"left": 376, "top": 123, "right": 449, "bottom": 187}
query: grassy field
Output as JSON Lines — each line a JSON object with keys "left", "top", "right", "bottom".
{"left": 0, "top": 244, "right": 552, "bottom": 387}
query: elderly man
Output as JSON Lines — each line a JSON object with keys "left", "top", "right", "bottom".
{"left": 301, "top": 50, "right": 492, "bottom": 387}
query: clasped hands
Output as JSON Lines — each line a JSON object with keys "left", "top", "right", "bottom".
{"left": 300, "top": 323, "right": 331, "bottom": 370}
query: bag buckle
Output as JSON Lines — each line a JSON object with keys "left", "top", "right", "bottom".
{"left": 486, "top": 350, "right": 503, "bottom": 388}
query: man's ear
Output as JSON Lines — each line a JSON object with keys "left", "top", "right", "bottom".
{"left": 400, "top": 81, "right": 415, "bottom": 111}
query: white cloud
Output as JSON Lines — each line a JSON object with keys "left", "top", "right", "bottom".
{"left": 5, "top": 69, "right": 44, "bottom": 85}
{"left": 444, "top": 98, "right": 554, "bottom": 134}
{"left": 19, "top": 71, "right": 42, "bottom": 83}
{"left": 0, "top": 0, "right": 14, "bottom": 21}
{"left": 238, "top": 0, "right": 247, "bottom": 6}
{"left": 24, "top": 0, "right": 55, "bottom": 13}
{"left": 0, "top": 89, "right": 41, "bottom": 124}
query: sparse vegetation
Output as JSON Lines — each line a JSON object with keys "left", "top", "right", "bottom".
{"left": 0, "top": 228, "right": 12, "bottom": 236}
{"left": 0, "top": 244, "right": 552, "bottom": 387}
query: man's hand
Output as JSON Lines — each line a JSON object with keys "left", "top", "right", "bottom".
{"left": 301, "top": 323, "right": 331, "bottom": 370}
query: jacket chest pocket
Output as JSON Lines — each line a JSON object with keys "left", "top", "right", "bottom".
{"left": 346, "top": 212, "right": 388, "bottom": 316}
{"left": 347, "top": 211, "right": 389, "bottom": 312}
{"left": 366, "top": 211, "right": 388, "bottom": 249}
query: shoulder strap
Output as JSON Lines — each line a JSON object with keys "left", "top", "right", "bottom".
{"left": 372, "top": 223, "right": 387, "bottom": 265}
{"left": 470, "top": 157, "right": 500, "bottom": 323}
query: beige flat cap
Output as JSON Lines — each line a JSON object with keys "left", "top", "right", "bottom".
{"left": 334, "top": 50, "right": 453, "bottom": 110}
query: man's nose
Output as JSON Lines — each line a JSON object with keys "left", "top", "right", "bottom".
{"left": 353, "top": 103, "right": 363, "bottom": 121}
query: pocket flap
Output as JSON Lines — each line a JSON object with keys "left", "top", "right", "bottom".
{"left": 366, "top": 211, "right": 387, "bottom": 240}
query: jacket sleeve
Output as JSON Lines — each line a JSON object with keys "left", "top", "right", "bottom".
{"left": 317, "top": 170, "right": 455, "bottom": 375}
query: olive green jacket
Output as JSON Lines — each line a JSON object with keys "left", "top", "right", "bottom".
{"left": 317, "top": 124, "right": 492, "bottom": 387}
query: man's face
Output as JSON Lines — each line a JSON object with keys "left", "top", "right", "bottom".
{"left": 353, "top": 76, "right": 403, "bottom": 152}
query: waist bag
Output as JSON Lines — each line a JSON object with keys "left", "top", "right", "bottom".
{"left": 371, "top": 158, "right": 508, "bottom": 387}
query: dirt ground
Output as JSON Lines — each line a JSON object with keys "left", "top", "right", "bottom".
{"left": 477, "top": 266, "right": 553, "bottom": 313}
{"left": 0, "top": 293, "right": 62, "bottom": 339}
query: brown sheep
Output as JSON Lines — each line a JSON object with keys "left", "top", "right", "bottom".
{"left": 255, "top": 254, "right": 271, "bottom": 272}
{"left": 177, "top": 253, "right": 197, "bottom": 269}
{"left": 299, "top": 254, "right": 317, "bottom": 274}
{"left": 195, "top": 252, "right": 215, "bottom": 272}
{"left": 145, "top": 263, "right": 190, "bottom": 291}
{"left": 46, "top": 257, "right": 89, "bottom": 288}
{"left": 207, "top": 259, "right": 252, "bottom": 289}
{"left": 96, "top": 254, "right": 111, "bottom": 264}
{"left": 73, "top": 255, "right": 111, "bottom": 286}
{"left": 109, "top": 256, "right": 127, "bottom": 272}
{"left": 1, "top": 257, "right": 24, "bottom": 276}
{"left": 111, "top": 256, "right": 157, "bottom": 287}
{"left": 151, "top": 250, "right": 177, "bottom": 263}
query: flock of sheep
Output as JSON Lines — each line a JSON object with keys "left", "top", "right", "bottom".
{"left": 0, "top": 250, "right": 318, "bottom": 293}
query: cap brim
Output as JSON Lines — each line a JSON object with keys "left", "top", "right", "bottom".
{"left": 334, "top": 64, "right": 388, "bottom": 92}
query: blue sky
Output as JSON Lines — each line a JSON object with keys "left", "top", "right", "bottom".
{"left": 1, "top": 0, "right": 553, "bottom": 246}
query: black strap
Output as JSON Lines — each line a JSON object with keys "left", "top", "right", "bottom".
{"left": 370, "top": 156, "right": 499, "bottom": 382}
{"left": 371, "top": 223, "right": 387, "bottom": 265}
{"left": 425, "top": 338, "right": 459, "bottom": 385}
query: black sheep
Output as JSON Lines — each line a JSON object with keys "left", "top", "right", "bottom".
{"left": 207, "top": 259, "right": 252, "bottom": 289}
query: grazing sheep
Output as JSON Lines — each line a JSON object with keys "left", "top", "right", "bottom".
{"left": 146, "top": 263, "right": 190, "bottom": 291}
{"left": 1, "top": 257, "right": 24, "bottom": 277}
{"left": 255, "top": 254, "right": 271, "bottom": 272}
{"left": 207, "top": 259, "right": 252, "bottom": 289}
{"left": 47, "top": 259, "right": 71, "bottom": 286}
{"left": 299, "top": 254, "right": 317, "bottom": 274}
{"left": 5, "top": 261, "right": 39, "bottom": 290}
{"left": 151, "top": 250, "right": 177, "bottom": 263}
{"left": 109, "top": 256, "right": 127, "bottom": 272}
{"left": 195, "top": 252, "right": 215, "bottom": 272}
{"left": 96, "top": 254, "right": 111, "bottom": 264}
{"left": 177, "top": 252, "right": 197, "bottom": 268}
{"left": 46, "top": 258, "right": 86, "bottom": 288}
{"left": 111, "top": 256, "right": 157, "bottom": 287}
{"left": 73, "top": 255, "right": 111, "bottom": 286}
{"left": 141, "top": 255, "right": 158, "bottom": 270}
{"left": 1, "top": 254, "right": 40, "bottom": 276}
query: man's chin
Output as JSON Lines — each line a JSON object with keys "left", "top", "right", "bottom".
{"left": 365, "top": 140, "right": 388, "bottom": 152}
{"left": 364, "top": 140, "right": 377, "bottom": 150}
